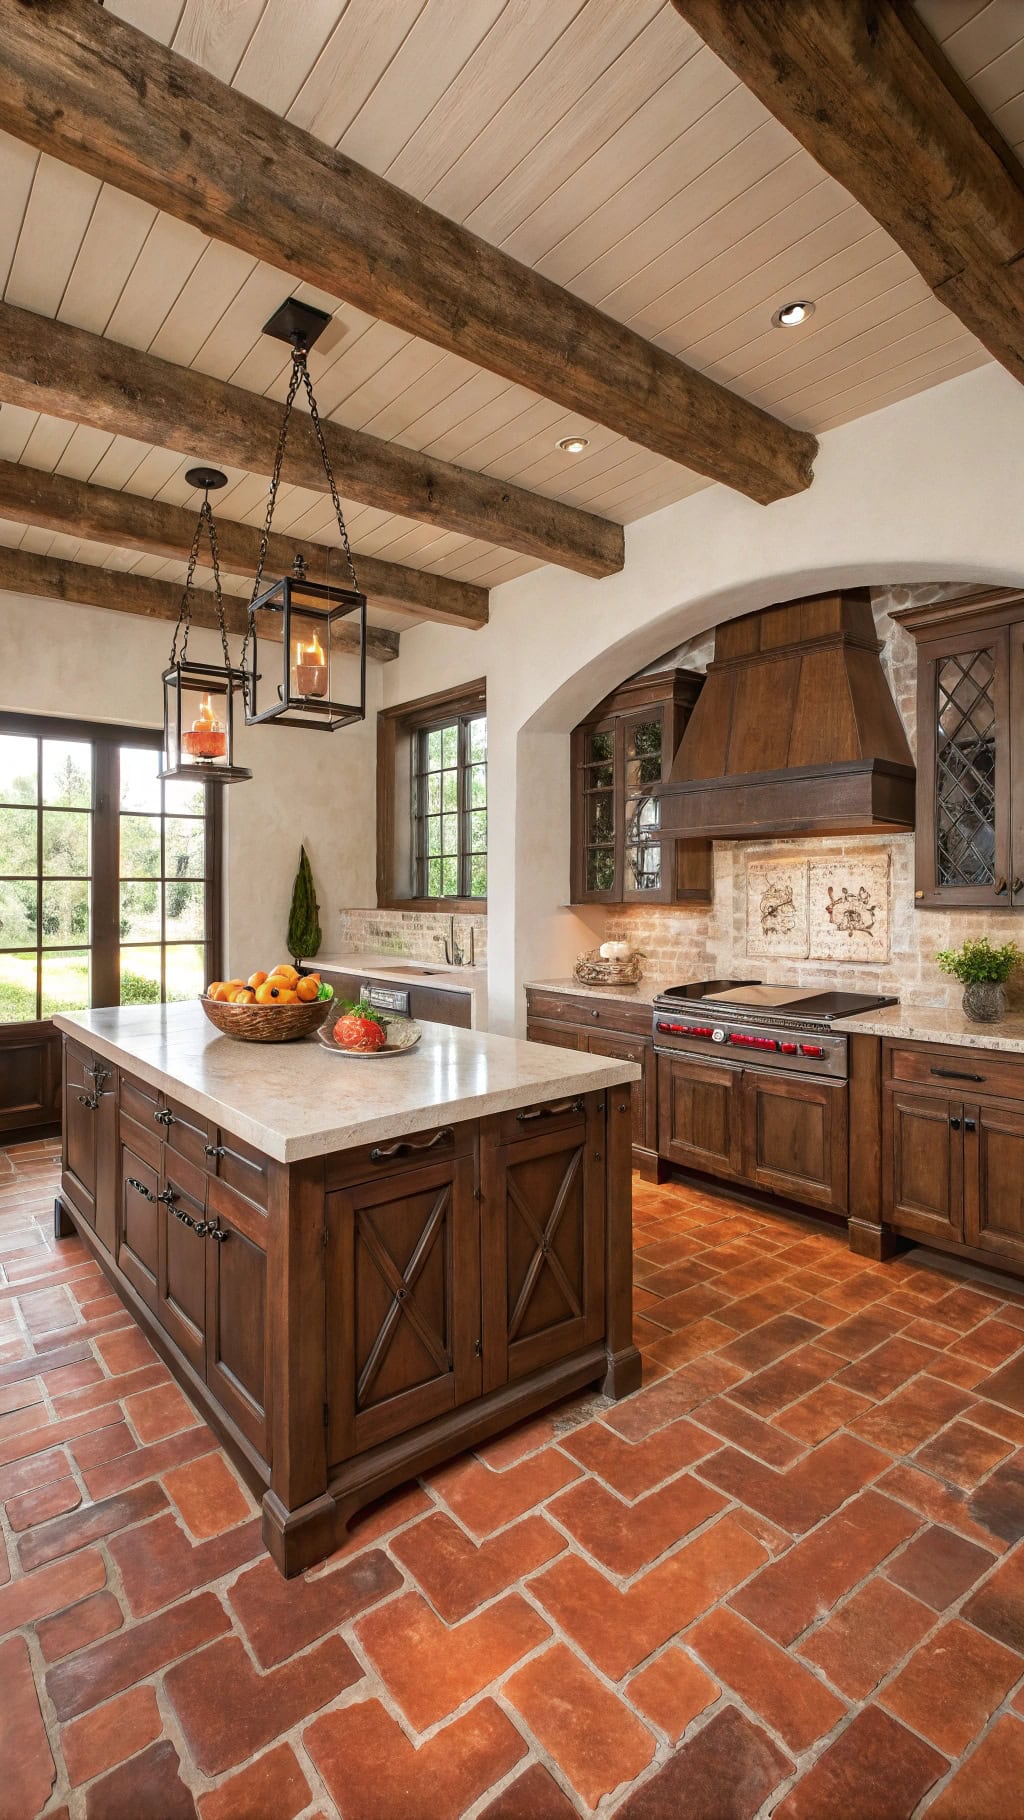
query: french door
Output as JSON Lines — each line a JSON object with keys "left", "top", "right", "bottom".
{"left": 0, "top": 713, "right": 221, "bottom": 1141}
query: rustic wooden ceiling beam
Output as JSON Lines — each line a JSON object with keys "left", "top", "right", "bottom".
{"left": 0, "top": 305, "right": 620, "bottom": 582}
{"left": 672, "top": 0, "right": 1024, "bottom": 384}
{"left": 0, "top": 0, "right": 817, "bottom": 504}
{"left": 0, "top": 459, "right": 487, "bottom": 630}
{"left": 0, "top": 545, "right": 400, "bottom": 662}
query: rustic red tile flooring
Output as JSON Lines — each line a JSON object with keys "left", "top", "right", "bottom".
{"left": 4, "top": 1149, "right": 1024, "bottom": 1815}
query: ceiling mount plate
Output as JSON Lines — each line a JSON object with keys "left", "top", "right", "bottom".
{"left": 262, "top": 296, "right": 333, "bottom": 352}
{"left": 184, "top": 466, "right": 228, "bottom": 491}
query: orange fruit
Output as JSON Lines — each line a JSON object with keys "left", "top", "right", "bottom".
{"left": 255, "top": 980, "right": 296, "bottom": 1004}
{"left": 211, "top": 984, "right": 232, "bottom": 1001}
{"left": 231, "top": 987, "right": 256, "bottom": 1004}
{"left": 295, "top": 977, "right": 319, "bottom": 1002}
{"left": 248, "top": 970, "right": 268, "bottom": 989}
{"left": 206, "top": 981, "right": 222, "bottom": 998}
{"left": 275, "top": 988, "right": 300, "bottom": 1005}
{"left": 269, "top": 964, "right": 299, "bottom": 986}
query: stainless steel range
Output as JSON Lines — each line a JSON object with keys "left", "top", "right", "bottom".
{"left": 652, "top": 980, "right": 898, "bottom": 1080}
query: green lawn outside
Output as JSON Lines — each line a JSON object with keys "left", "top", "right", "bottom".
{"left": 0, "top": 943, "right": 205, "bottom": 1021}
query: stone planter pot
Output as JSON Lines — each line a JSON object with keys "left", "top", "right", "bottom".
{"left": 961, "top": 980, "right": 1007, "bottom": 1024}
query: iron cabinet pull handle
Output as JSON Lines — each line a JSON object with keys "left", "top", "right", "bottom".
{"left": 1015, "top": 878, "right": 1024, "bottom": 894}
{"left": 964, "top": 1118, "right": 977, "bottom": 1132}
{"left": 931, "top": 1067, "right": 985, "bottom": 1082}
{"left": 370, "top": 1128, "right": 455, "bottom": 1163}
{"left": 949, "top": 1117, "right": 962, "bottom": 1130}
{"left": 127, "top": 1177, "right": 156, "bottom": 1202}
{"left": 154, "top": 1108, "right": 175, "bottom": 1126}
{"left": 995, "top": 877, "right": 1009, "bottom": 895}
{"left": 157, "top": 1187, "right": 177, "bottom": 1206}
{"left": 208, "top": 1227, "right": 228, "bottom": 1242}
{"left": 516, "top": 1098, "right": 585, "bottom": 1122}
{"left": 204, "top": 1144, "right": 226, "bottom": 1159}
{"left": 590, "top": 1009, "right": 600, "bottom": 1019}
{"left": 77, "top": 1062, "right": 111, "bottom": 1111}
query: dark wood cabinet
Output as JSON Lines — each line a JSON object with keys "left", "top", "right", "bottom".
{"left": 62, "top": 1037, "right": 114, "bottom": 1237}
{"left": 481, "top": 1101, "right": 604, "bottom": 1390}
{"left": 157, "top": 1152, "right": 209, "bottom": 1374}
{"left": 570, "top": 668, "right": 711, "bottom": 905}
{"left": 658, "top": 1053, "right": 744, "bottom": 1180}
{"left": 883, "top": 1087, "right": 963, "bottom": 1242}
{"left": 205, "top": 1179, "right": 269, "bottom": 1457}
{"left": 892, "top": 587, "right": 1024, "bottom": 909}
{"left": 326, "top": 1152, "right": 479, "bottom": 1460}
{"left": 119, "top": 1143, "right": 161, "bottom": 1311}
{"left": 1, "top": 1021, "right": 60, "bottom": 1147}
{"left": 744, "top": 1069, "right": 848, "bottom": 1214}
{"left": 525, "top": 988, "right": 657, "bottom": 1175}
{"left": 967, "top": 1101, "right": 1024, "bottom": 1270}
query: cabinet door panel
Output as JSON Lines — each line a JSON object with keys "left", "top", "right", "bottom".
{"left": 157, "top": 1162, "right": 207, "bottom": 1373}
{"left": 526, "top": 1018, "right": 584, "bottom": 1052}
{"left": 326, "top": 1156, "right": 478, "bottom": 1461}
{"left": 62, "top": 1041, "right": 101, "bottom": 1227}
{"left": 587, "top": 1030, "right": 651, "bottom": 1152}
{"left": 481, "top": 1104, "right": 605, "bottom": 1391}
{"left": 657, "top": 1053, "right": 743, "bottom": 1179}
{"left": 744, "top": 1071, "right": 848, "bottom": 1213}
{"left": 119, "top": 1147, "right": 159, "bottom": 1309}
{"left": 883, "top": 1090, "right": 962, "bottom": 1240}
{"left": 915, "top": 626, "right": 1010, "bottom": 907}
{"left": 206, "top": 1185, "right": 268, "bottom": 1457}
{"left": 966, "top": 1100, "right": 1024, "bottom": 1269}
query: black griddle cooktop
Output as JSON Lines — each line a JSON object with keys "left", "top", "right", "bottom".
{"left": 656, "top": 980, "right": 899, "bottom": 1022}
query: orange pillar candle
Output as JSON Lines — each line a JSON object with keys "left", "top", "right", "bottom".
{"left": 182, "top": 694, "right": 227, "bottom": 760}
{"left": 294, "top": 631, "right": 328, "bottom": 698}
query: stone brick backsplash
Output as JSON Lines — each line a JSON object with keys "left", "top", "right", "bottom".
{"left": 606, "top": 583, "right": 1022, "bottom": 1010}
{"left": 334, "top": 907, "right": 487, "bottom": 966}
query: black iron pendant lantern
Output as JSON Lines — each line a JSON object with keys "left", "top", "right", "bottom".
{"left": 160, "top": 467, "right": 252, "bottom": 785}
{"left": 243, "top": 299, "right": 367, "bottom": 732}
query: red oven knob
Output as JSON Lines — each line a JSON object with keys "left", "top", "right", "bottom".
{"left": 800, "top": 1043, "right": 825, "bottom": 1058}
{"left": 780, "top": 1042, "right": 798, "bottom": 1054}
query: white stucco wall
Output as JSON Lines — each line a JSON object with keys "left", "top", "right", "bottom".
{"left": 382, "top": 364, "right": 1024, "bottom": 1033}
{"left": 0, "top": 594, "right": 380, "bottom": 974}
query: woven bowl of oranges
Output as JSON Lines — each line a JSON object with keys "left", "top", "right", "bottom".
{"left": 200, "top": 965, "right": 334, "bottom": 1043}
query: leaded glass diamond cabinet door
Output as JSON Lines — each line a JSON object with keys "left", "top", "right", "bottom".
{"left": 622, "top": 709, "right": 670, "bottom": 903}
{"left": 917, "top": 627, "right": 1010, "bottom": 907}
{"left": 572, "top": 717, "right": 620, "bottom": 902}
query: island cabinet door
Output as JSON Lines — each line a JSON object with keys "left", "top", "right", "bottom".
{"left": 479, "top": 1104, "right": 605, "bottom": 1393}
{"left": 62, "top": 1040, "right": 104, "bottom": 1229}
{"left": 205, "top": 1179, "right": 269, "bottom": 1458}
{"left": 118, "top": 1142, "right": 160, "bottom": 1312}
{"left": 325, "top": 1155, "right": 480, "bottom": 1461}
{"left": 156, "top": 1153, "right": 208, "bottom": 1375}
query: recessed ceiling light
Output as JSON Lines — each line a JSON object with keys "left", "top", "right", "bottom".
{"left": 557, "top": 435, "right": 590, "bottom": 454}
{"left": 772, "top": 299, "right": 816, "bottom": 328}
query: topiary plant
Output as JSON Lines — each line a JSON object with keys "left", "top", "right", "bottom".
{"left": 287, "top": 845, "right": 322, "bottom": 967}
{"left": 936, "top": 937, "right": 1021, "bottom": 985}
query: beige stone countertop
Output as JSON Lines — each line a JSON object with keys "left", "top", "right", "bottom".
{"left": 54, "top": 1003, "right": 636, "bottom": 1165}
{"left": 839, "top": 1004, "right": 1024, "bottom": 1051}
{"left": 525, "top": 975, "right": 675, "bottom": 1008}
{"left": 308, "top": 952, "right": 488, "bottom": 1028}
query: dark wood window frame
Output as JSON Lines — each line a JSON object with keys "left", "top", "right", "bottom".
{"left": 0, "top": 710, "right": 223, "bottom": 1017}
{"left": 377, "top": 680, "right": 486, "bottom": 913}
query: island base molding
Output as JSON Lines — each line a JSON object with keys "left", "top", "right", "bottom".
{"left": 56, "top": 1033, "right": 640, "bottom": 1575}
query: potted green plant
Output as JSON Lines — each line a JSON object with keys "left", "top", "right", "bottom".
{"left": 287, "top": 845, "right": 322, "bottom": 969}
{"left": 936, "top": 936, "right": 1021, "bottom": 1024}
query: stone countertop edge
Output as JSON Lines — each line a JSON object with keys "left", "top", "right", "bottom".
{"left": 53, "top": 1008, "right": 639, "bottom": 1165}
{"left": 838, "top": 1004, "right": 1024, "bottom": 1051}
{"left": 525, "top": 976, "right": 673, "bottom": 1007}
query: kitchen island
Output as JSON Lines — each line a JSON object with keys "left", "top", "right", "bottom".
{"left": 53, "top": 1004, "right": 641, "bottom": 1574}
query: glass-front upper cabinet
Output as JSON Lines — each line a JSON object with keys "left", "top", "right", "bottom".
{"left": 570, "top": 669, "right": 711, "bottom": 907}
{"left": 893, "top": 592, "right": 1021, "bottom": 909}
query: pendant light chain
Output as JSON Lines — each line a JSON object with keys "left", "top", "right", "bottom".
{"left": 241, "top": 341, "right": 361, "bottom": 700}
{"left": 170, "top": 489, "right": 231, "bottom": 670}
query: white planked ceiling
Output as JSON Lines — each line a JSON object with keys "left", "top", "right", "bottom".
{"left": 0, "top": 0, "right": 1013, "bottom": 614}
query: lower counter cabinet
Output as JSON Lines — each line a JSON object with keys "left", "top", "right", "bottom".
{"left": 57, "top": 1044, "right": 639, "bottom": 1575}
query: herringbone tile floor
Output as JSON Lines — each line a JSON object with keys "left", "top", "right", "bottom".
{"left": 3, "top": 1146, "right": 1024, "bottom": 1816}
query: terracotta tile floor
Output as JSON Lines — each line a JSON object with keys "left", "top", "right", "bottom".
{"left": 3, "top": 1150, "right": 1024, "bottom": 1817}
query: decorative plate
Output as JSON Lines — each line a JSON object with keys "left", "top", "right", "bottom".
{"left": 316, "top": 1018, "right": 422, "bottom": 1058}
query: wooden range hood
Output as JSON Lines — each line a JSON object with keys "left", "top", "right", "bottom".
{"left": 656, "top": 590, "right": 915, "bottom": 840}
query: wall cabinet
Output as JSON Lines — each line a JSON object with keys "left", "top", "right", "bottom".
{"left": 882, "top": 1039, "right": 1024, "bottom": 1274}
{"left": 525, "top": 988, "right": 658, "bottom": 1175}
{"left": 570, "top": 668, "right": 711, "bottom": 906}
{"left": 893, "top": 587, "right": 1024, "bottom": 909}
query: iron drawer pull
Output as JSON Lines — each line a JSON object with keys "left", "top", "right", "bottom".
{"left": 995, "top": 877, "right": 1009, "bottom": 895}
{"left": 204, "top": 1144, "right": 227, "bottom": 1159}
{"left": 949, "top": 1116, "right": 962, "bottom": 1130}
{"left": 154, "top": 1108, "right": 175, "bottom": 1126}
{"left": 516, "top": 1098, "right": 584, "bottom": 1122}
{"left": 77, "top": 1063, "right": 111, "bottom": 1111}
{"left": 370, "top": 1128, "right": 454, "bottom": 1162}
{"left": 931, "top": 1067, "right": 985, "bottom": 1082}
{"left": 1015, "top": 878, "right": 1024, "bottom": 895}
{"left": 157, "top": 1187, "right": 177, "bottom": 1206}
{"left": 208, "top": 1226, "right": 228, "bottom": 1242}
{"left": 964, "top": 1118, "right": 977, "bottom": 1133}
{"left": 127, "top": 1177, "right": 156, "bottom": 1202}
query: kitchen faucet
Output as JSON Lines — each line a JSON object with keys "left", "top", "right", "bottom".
{"left": 443, "top": 915, "right": 475, "bottom": 967}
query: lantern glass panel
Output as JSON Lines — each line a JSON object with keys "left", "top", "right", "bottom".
{"left": 246, "top": 574, "right": 366, "bottom": 730}
{"left": 161, "top": 663, "right": 250, "bottom": 784}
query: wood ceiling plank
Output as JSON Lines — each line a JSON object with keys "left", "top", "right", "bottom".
{"left": 0, "top": 132, "right": 38, "bottom": 294}
{"left": 720, "top": 271, "right": 935, "bottom": 391}
{"left": 18, "top": 417, "right": 77, "bottom": 473}
{"left": 171, "top": 0, "right": 268, "bottom": 83}
{"left": 288, "top": 0, "right": 426, "bottom": 148}
{"left": 0, "top": 0, "right": 816, "bottom": 504}
{"left": 5, "top": 155, "right": 99, "bottom": 318}
{"left": 105, "top": 0, "right": 186, "bottom": 43}
{"left": 772, "top": 313, "right": 971, "bottom": 418}
{"left": 148, "top": 242, "right": 259, "bottom": 368}
{"left": 232, "top": 0, "right": 348, "bottom": 114}
{"left": 0, "top": 542, "right": 400, "bottom": 659}
{"left": 103, "top": 215, "right": 207, "bottom": 349}
{"left": 53, "top": 423, "right": 117, "bottom": 481}
{"left": 810, "top": 343, "right": 988, "bottom": 430}
{"left": 338, "top": 0, "right": 507, "bottom": 174}
{"left": 0, "top": 458, "right": 488, "bottom": 628}
{"left": 0, "top": 302, "right": 620, "bottom": 576}
{"left": 672, "top": 0, "right": 1024, "bottom": 385}
{"left": 58, "top": 185, "right": 158, "bottom": 335}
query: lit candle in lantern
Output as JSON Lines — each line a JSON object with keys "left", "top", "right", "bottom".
{"left": 181, "top": 693, "right": 227, "bottom": 760}
{"left": 294, "top": 630, "right": 328, "bottom": 698}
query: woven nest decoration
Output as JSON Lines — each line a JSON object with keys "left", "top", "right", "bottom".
{"left": 199, "top": 994, "right": 332, "bottom": 1043}
{"left": 572, "top": 950, "right": 643, "bottom": 987}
